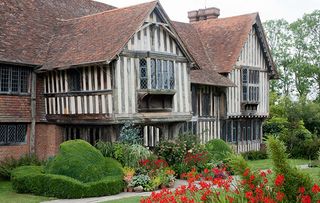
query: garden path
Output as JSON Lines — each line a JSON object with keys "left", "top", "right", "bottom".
{"left": 41, "top": 179, "right": 188, "bottom": 203}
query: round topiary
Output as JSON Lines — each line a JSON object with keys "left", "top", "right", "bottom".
{"left": 205, "top": 139, "right": 233, "bottom": 161}
{"left": 46, "top": 140, "right": 110, "bottom": 183}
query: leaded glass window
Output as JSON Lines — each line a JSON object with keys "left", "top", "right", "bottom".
{"left": 0, "top": 65, "right": 30, "bottom": 94}
{"left": 0, "top": 124, "right": 27, "bottom": 145}
{"left": 242, "top": 68, "right": 259, "bottom": 102}
{"left": 140, "top": 59, "right": 148, "bottom": 89}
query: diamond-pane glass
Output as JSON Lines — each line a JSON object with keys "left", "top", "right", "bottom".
{"left": 140, "top": 59, "right": 148, "bottom": 89}
{"left": 0, "top": 125, "right": 6, "bottom": 143}
{"left": 16, "top": 125, "right": 26, "bottom": 142}
{"left": 7, "top": 125, "right": 16, "bottom": 143}
{"left": 169, "top": 61, "right": 174, "bottom": 89}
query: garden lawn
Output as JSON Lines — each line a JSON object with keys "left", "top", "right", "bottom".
{"left": 0, "top": 179, "right": 54, "bottom": 203}
{"left": 301, "top": 167, "right": 320, "bottom": 183}
{"left": 102, "top": 196, "right": 142, "bottom": 203}
{"left": 248, "top": 159, "right": 310, "bottom": 170}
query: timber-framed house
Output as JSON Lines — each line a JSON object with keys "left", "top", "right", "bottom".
{"left": 0, "top": 0, "right": 276, "bottom": 160}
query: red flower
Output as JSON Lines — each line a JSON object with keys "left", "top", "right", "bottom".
{"left": 250, "top": 174, "right": 255, "bottom": 181}
{"left": 274, "top": 174, "right": 285, "bottom": 187}
{"left": 245, "top": 191, "right": 253, "bottom": 199}
{"left": 276, "top": 191, "right": 285, "bottom": 201}
{"left": 203, "top": 168, "right": 209, "bottom": 174}
{"left": 312, "top": 184, "right": 320, "bottom": 194}
{"left": 299, "top": 187, "right": 305, "bottom": 194}
{"left": 301, "top": 195, "right": 311, "bottom": 203}
{"left": 243, "top": 168, "right": 250, "bottom": 177}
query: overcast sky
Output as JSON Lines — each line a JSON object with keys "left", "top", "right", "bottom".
{"left": 98, "top": 0, "right": 319, "bottom": 23}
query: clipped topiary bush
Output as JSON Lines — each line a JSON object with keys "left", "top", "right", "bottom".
{"left": 46, "top": 140, "right": 109, "bottom": 183}
{"left": 11, "top": 166, "right": 123, "bottom": 199}
{"left": 205, "top": 139, "right": 233, "bottom": 161}
{"left": 12, "top": 140, "right": 124, "bottom": 198}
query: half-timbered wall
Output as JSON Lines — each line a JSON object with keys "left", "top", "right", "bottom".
{"left": 228, "top": 27, "right": 269, "bottom": 117}
{"left": 44, "top": 65, "right": 113, "bottom": 115}
{"left": 114, "top": 10, "right": 191, "bottom": 117}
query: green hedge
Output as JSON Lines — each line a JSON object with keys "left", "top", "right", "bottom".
{"left": 205, "top": 139, "right": 233, "bottom": 161}
{"left": 12, "top": 166, "right": 124, "bottom": 199}
{"left": 46, "top": 140, "right": 109, "bottom": 183}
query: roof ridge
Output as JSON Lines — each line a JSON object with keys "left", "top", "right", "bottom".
{"left": 191, "top": 12, "right": 258, "bottom": 25}
{"left": 59, "top": 1, "right": 157, "bottom": 22}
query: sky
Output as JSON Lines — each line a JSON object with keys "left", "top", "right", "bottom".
{"left": 98, "top": 0, "right": 319, "bottom": 23}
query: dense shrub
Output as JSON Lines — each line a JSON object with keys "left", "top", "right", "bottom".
{"left": 11, "top": 166, "right": 123, "bottom": 199}
{"left": 205, "top": 139, "right": 233, "bottom": 161}
{"left": 0, "top": 154, "right": 42, "bottom": 179}
{"left": 155, "top": 133, "right": 202, "bottom": 166}
{"left": 267, "top": 136, "right": 313, "bottom": 201}
{"left": 46, "top": 140, "right": 110, "bottom": 183}
{"left": 241, "top": 149, "right": 268, "bottom": 160}
{"left": 95, "top": 141, "right": 152, "bottom": 168}
{"left": 118, "top": 122, "right": 142, "bottom": 145}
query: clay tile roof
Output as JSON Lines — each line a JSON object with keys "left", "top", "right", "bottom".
{"left": 0, "top": 0, "right": 115, "bottom": 66}
{"left": 173, "top": 13, "right": 257, "bottom": 74}
{"left": 172, "top": 20, "right": 236, "bottom": 87}
{"left": 40, "top": 1, "right": 157, "bottom": 70}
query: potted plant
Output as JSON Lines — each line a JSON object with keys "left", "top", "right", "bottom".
{"left": 123, "top": 167, "right": 135, "bottom": 192}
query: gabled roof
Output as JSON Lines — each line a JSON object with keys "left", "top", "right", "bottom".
{"left": 172, "top": 20, "right": 237, "bottom": 87}
{"left": 41, "top": 1, "right": 158, "bottom": 70}
{"left": 0, "top": 0, "right": 115, "bottom": 65}
{"left": 173, "top": 13, "right": 277, "bottom": 77}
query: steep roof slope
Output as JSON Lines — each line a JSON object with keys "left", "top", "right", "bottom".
{"left": 0, "top": 0, "right": 115, "bottom": 65}
{"left": 173, "top": 20, "right": 237, "bottom": 87}
{"left": 41, "top": 1, "right": 157, "bottom": 70}
{"left": 173, "top": 13, "right": 257, "bottom": 74}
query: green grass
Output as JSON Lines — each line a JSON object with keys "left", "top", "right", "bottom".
{"left": 102, "top": 196, "right": 142, "bottom": 203}
{"left": 0, "top": 180, "right": 54, "bottom": 203}
{"left": 301, "top": 167, "right": 320, "bottom": 183}
{"left": 248, "top": 159, "right": 311, "bottom": 170}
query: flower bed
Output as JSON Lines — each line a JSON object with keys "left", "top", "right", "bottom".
{"left": 141, "top": 168, "right": 320, "bottom": 203}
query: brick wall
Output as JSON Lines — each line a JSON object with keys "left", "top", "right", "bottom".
{"left": 0, "top": 95, "right": 31, "bottom": 122}
{"left": 0, "top": 124, "right": 30, "bottom": 160}
{"left": 35, "top": 124, "right": 63, "bottom": 160}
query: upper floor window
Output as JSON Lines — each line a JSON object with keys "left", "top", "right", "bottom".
{"left": 67, "top": 69, "right": 82, "bottom": 91}
{"left": 0, "top": 65, "right": 31, "bottom": 94}
{"left": 139, "top": 58, "right": 174, "bottom": 90}
{"left": 0, "top": 124, "right": 27, "bottom": 145}
{"left": 242, "top": 68, "right": 259, "bottom": 102}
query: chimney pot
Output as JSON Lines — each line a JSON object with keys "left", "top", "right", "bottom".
{"left": 188, "top": 7, "right": 220, "bottom": 23}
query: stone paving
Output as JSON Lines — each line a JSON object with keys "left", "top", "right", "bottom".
{"left": 41, "top": 179, "right": 188, "bottom": 203}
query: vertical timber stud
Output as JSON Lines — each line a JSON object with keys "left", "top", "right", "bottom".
{"left": 30, "top": 71, "right": 37, "bottom": 154}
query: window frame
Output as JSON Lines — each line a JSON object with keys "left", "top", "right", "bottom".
{"left": 139, "top": 58, "right": 175, "bottom": 90}
{"left": 0, "top": 124, "right": 27, "bottom": 146}
{"left": 241, "top": 67, "right": 260, "bottom": 103}
{"left": 0, "top": 65, "right": 31, "bottom": 95}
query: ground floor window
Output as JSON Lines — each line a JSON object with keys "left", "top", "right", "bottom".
{"left": 221, "top": 119, "right": 262, "bottom": 143}
{"left": 0, "top": 124, "right": 27, "bottom": 145}
{"left": 64, "top": 126, "right": 115, "bottom": 146}
{"left": 180, "top": 121, "right": 198, "bottom": 136}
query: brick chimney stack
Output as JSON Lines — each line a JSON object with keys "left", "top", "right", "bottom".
{"left": 188, "top": 7, "right": 220, "bottom": 23}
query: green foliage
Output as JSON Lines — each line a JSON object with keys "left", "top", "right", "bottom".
{"left": 263, "top": 117, "right": 289, "bottom": 135}
{"left": 105, "top": 157, "right": 123, "bottom": 177}
{"left": 46, "top": 140, "right": 109, "bottom": 183}
{"left": 128, "top": 174, "right": 150, "bottom": 188}
{"left": 228, "top": 154, "right": 250, "bottom": 177}
{"left": 119, "top": 122, "right": 142, "bottom": 145}
{"left": 0, "top": 154, "right": 42, "bottom": 180}
{"left": 95, "top": 141, "right": 115, "bottom": 158}
{"left": 11, "top": 166, "right": 123, "bottom": 199}
{"left": 241, "top": 150, "right": 268, "bottom": 161}
{"left": 96, "top": 141, "right": 153, "bottom": 168}
{"left": 205, "top": 139, "right": 233, "bottom": 162}
{"left": 267, "top": 137, "right": 313, "bottom": 201}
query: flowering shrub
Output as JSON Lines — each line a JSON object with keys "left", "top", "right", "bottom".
{"left": 141, "top": 167, "right": 320, "bottom": 203}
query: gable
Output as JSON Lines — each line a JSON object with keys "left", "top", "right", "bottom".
{"left": 237, "top": 26, "right": 269, "bottom": 70}
{"left": 124, "top": 9, "right": 184, "bottom": 57}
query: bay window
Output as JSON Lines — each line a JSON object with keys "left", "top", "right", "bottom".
{"left": 139, "top": 58, "right": 174, "bottom": 90}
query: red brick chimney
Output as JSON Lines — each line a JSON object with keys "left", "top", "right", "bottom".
{"left": 188, "top": 7, "right": 220, "bottom": 23}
